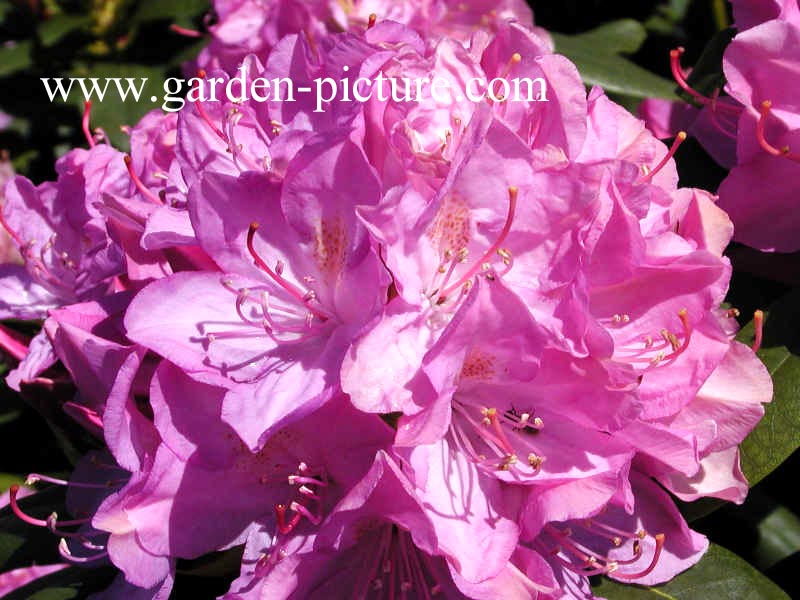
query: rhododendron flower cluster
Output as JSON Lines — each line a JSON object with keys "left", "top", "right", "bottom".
{"left": 0, "top": 1, "right": 773, "bottom": 598}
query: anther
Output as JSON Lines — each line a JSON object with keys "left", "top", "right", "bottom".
{"left": 752, "top": 309, "right": 764, "bottom": 352}
{"left": 367, "top": 13, "right": 377, "bottom": 29}
{"left": 497, "top": 248, "right": 512, "bottom": 265}
{"left": 499, "top": 454, "right": 518, "bottom": 471}
{"left": 527, "top": 453, "right": 543, "bottom": 468}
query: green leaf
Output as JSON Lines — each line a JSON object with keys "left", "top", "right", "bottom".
{"left": 3, "top": 566, "right": 117, "bottom": 600}
{"left": 592, "top": 544, "right": 789, "bottom": 599}
{"left": 37, "top": 15, "right": 91, "bottom": 47}
{"left": 0, "top": 472, "right": 23, "bottom": 492}
{"left": 133, "top": 0, "right": 208, "bottom": 23}
{"left": 566, "top": 19, "right": 648, "bottom": 54}
{"left": 677, "top": 496, "right": 726, "bottom": 523}
{"left": 0, "top": 40, "right": 33, "bottom": 78}
{"left": 646, "top": 0, "right": 692, "bottom": 35}
{"left": 680, "top": 28, "right": 736, "bottom": 101}
{"left": 755, "top": 506, "right": 800, "bottom": 570}
{"left": 736, "top": 290, "right": 800, "bottom": 486}
{"left": 0, "top": 486, "right": 64, "bottom": 571}
{"left": 0, "top": 0, "right": 14, "bottom": 22}
{"left": 552, "top": 21, "right": 677, "bottom": 99}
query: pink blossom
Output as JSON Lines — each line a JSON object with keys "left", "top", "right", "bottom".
{"left": 195, "top": 0, "right": 536, "bottom": 73}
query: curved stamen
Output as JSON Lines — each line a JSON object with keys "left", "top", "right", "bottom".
{"left": 707, "top": 89, "right": 739, "bottom": 140}
{"left": 123, "top": 156, "right": 163, "bottom": 205}
{"left": 58, "top": 538, "right": 109, "bottom": 564}
{"left": 437, "top": 187, "right": 518, "bottom": 302}
{"left": 194, "top": 71, "right": 227, "bottom": 141}
{"left": 669, "top": 48, "right": 738, "bottom": 114}
{"left": 639, "top": 132, "right": 687, "bottom": 183}
{"left": 756, "top": 101, "right": 800, "bottom": 163}
{"left": 82, "top": 101, "right": 96, "bottom": 148}
{"left": 9, "top": 485, "right": 48, "bottom": 527}
{"left": 0, "top": 207, "right": 24, "bottom": 248}
{"left": 274, "top": 503, "right": 302, "bottom": 535}
{"left": 610, "top": 534, "right": 665, "bottom": 580}
{"left": 287, "top": 474, "right": 327, "bottom": 487}
{"left": 664, "top": 308, "right": 692, "bottom": 361}
{"left": 246, "top": 223, "right": 329, "bottom": 322}
{"left": 289, "top": 501, "right": 322, "bottom": 525}
{"left": 170, "top": 23, "right": 203, "bottom": 37}
{"left": 25, "top": 474, "right": 114, "bottom": 489}
{"left": 544, "top": 523, "right": 665, "bottom": 580}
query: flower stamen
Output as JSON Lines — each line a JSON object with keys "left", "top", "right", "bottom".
{"left": 437, "top": 187, "right": 518, "bottom": 302}
{"left": 756, "top": 101, "right": 800, "bottom": 163}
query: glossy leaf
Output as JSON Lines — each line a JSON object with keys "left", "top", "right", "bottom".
{"left": 737, "top": 290, "right": 800, "bottom": 487}
{"left": 755, "top": 507, "right": 800, "bottom": 570}
{"left": 133, "top": 0, "right": 209, "bottom": 23}
{"left": 552, "top": 20, "right": 677, "bottom": 99}
{"left": 593, "top": 544, "right": 789, "bottom": 599}
{"left": 680, "top": 28, "right": 736, "bottom": 101}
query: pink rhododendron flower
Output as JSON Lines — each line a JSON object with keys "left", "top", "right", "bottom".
{"left": 640, "top": 0, "right": 800, "bottom": 252}
{"left": 125, "top": 135, "right": 390, "bottom": 450}
{"left": 195, "top": 0, "right": 537, "bottom": 74}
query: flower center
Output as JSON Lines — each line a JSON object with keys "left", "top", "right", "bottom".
{"left": 449, "top": 401, "right": 545, "bottom": 478}
{"left": 420, "top": 187, "right": 518, "bottom": 326}
{"left": 609, "top": 308, "right": 693, "bottom": 370}
{"left": 8, "top": 460, "right": 128, "bottom": 565}
{"left": 255, "top": 461, "right": 329, "bottom": 576}
{"left": 537, "top": 519, "right": 665, "bottom": 580}
{"left": 354, "top": 524, "right": 446, "bottom": 599}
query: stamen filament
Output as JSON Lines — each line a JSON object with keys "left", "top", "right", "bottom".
{"left": 82, "top": 101, "right": 96, "bottom": 148}
{"left": 668, "top": 48, "right": 738, "bottom": 114}
{"left": 611, "top": 534, "right": 665, "bottom": 580}
{"left": 123, "top": 156, "right": 164, "bottom": 205}
{"left": 438, "top": 187, "right": 518, "bottom": 302}
{"left": 246, "top": 223, "right": 329, "bottom": 322}
{"left": 639, "top": 132, "right": 687, "bottom": 183}
{"left": 170, "top": 23, "right": 203, "bottom": 37}
{"left": 756, "top": 101, "right": 800, "bottom": 163}
{"left": 194, "top": 72, "right": 227, "bottom": 141}
{"left": 58, "top": 538, "right": 109, "bottom": 564}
